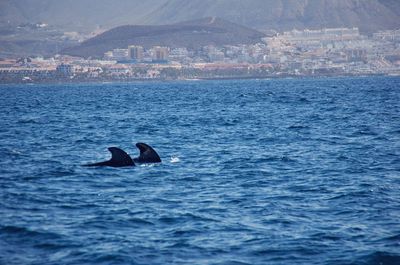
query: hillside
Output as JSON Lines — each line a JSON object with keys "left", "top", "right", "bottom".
{"left": 61, "top": 18, "right": 266, "bottom": 58}
{"left": 144, "top": 0, "right": 400, "bottom": 34}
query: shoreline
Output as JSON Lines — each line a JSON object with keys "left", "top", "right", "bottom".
{"left": 0, "top": 73, "right": 396, "bottom": 85}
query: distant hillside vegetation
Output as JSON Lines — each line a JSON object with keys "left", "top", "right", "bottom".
{"left": 61, "top": 18, "right": 266, "bottom": 58}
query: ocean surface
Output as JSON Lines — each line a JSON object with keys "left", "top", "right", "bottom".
{"left": 0, "top": 77, "right": 399, "bottom": 265}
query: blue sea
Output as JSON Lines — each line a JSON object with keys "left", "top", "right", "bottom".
{"left": 0, "top": 77, "right": 399, "bottom": 265}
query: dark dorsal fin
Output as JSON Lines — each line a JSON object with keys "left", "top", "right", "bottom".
{"left": 108, "top": 147, "right": 135, "bottom": 166}
{"left": 83, "top": 147, "right": 134, "bottom": 167}
{"left": 134, "top": 143, "right": 161, "bottom": 163}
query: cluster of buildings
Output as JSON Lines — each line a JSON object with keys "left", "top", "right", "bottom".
{"left": 261, "top": 28, "right": 400, "bottom": 76}
{"left": 104, "top": 45, "right": 169, "bottom": 63}
{"left": 1, "top": 27, "right": 399, "bottom": 83}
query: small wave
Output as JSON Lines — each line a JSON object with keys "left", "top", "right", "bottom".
{"left": 128, "top": 217, "right": 154, "bottom": 226}
{"left": 211, "top": 260, "right": 252, "bottom": 265}
{"left": 252, "top": 247, "right": 287, "bottom": 256}
{"left": 0, "top": 148, "right": 24, "bottom": 157}
{"left": 324, "top": 106, "right": 338, "bottom": 111}
{"left": 389, "top": 129, "right": 400, "bottom": 135}
{"left": 328, "top": 190, "right": 372, "bottom": 201}
{"left": 310, "top": 232, "right": 342, "bottom": 241}
{"left": 372, "top": 233, "right": 400, "bottom": 249}
{"left": 350, "top": 126, "right": 379, "bottom": 137}
{"left": 172, "top": 228, "right": 202, "bottom": 237}
{"left": 288, "top": 124, "right": 310, "bottom": 130}
{"left": 34, "top": 242, "right": 70, "bottom": 250}
{"left": 382, "top": 234, "right": 400, "bottom": 241}
{"left": 158, "top": 213, "right": 218, "bottom": 225}
{"left": 262, "top": 156, "right": 296, "bottom": 163}
{"left": 179, "top": 176, "right": 201, "bottom": 182}
{"left": 17, "top": 117, "right": 40, "bottom": 124}
{"left": 74, "top": 137, "right": 97, "bottom": 144}
{"left": 91, "top": 253, "right": 132, "bottom": 264}
{"left": 24, "top": 165, "right": 76, "bottom": 179}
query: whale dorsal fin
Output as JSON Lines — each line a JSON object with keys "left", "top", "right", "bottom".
{"left": 134, "top": 143, "right": 161, "bottom": 163}
{"left": 108, "top": 147, "right": 135, "bottom": 166}
{"left": 83, "top": 147, "right": 134, "bottom": 167}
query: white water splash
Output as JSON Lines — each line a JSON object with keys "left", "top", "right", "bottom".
{"left": 170, "top": 156, "right": 180, "bottom": 163}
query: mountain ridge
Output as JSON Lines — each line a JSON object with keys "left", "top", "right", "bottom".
{"left": 0, "top": 0, "right": 399, "bottom": 33}
{"left": 143, "top": 0, "right": 400, "bottom": 34}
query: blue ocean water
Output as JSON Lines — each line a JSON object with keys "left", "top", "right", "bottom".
{"left": 0, "top": 77, "right": 399, "bottom": 265}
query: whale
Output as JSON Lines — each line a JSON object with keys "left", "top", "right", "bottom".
{"left": 83, "top": 143, "right": 161, "bottom": 167}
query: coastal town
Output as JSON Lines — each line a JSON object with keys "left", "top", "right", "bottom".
{"left": 1, "top": 27, "right": 399, "bottom": 83}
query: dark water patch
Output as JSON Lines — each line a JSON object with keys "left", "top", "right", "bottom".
{"left": 299, "top": 97, "right": 311, "bottom": 103}
{"left": 159, "top": 213, "right": 219, "bottom": 226}
{"left": 288, "top": 124, "right": 311, "bottom": 130}
{"left": 91, "top": 253, "right": 134, "bottom": 265}
{"left": 261, "top": 155, "right": 297, "bottom": 163}
{"left": 0, "top": 225, "right": 67, "bottom": 252}
{"left": 171, "top": 228, "right": 204, "bottom": 237}
{"left": 0, "top": 225, "right": 59, "bottom": 238}
{"left": 355, "top": 251, "right": 400, "bottom": 265}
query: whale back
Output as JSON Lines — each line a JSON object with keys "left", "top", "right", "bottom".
{"left": 133, "top": 143, "right": 162, "bottom": 163}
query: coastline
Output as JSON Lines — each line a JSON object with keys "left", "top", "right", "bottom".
{"left": 0, "top": 72, "right": 394, "bottom": 85}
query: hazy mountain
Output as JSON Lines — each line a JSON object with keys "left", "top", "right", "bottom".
{"left": 145, "top": 0, "right": 400, "bottom": 33}
{"left": 0, "top": 0, "right": 399, "bottom": 33}
{"left": 62, "top": 17, "right": 266, "bottom": 58}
